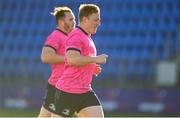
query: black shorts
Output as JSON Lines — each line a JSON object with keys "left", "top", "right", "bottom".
{"left": 42, "top": 83, "right": 56, "bottom": 113}
{"left": 54, "top": 89, "right": 101, "bottom": 117}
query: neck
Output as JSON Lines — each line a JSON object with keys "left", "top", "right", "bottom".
{"left": 79, "top": 23, "right": 90, "bottom": 35}
{"left": 57, "top": 25, "right": 69, "bottom": 34}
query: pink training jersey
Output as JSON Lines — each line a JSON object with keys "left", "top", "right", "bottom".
{"left": 56, "top": 27, "right": 97, "bottom": 94}
{"left": 44, "top": 28, "right": 68, "bottom": 86}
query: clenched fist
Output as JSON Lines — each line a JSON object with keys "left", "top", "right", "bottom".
{"left": 95, "top": 54, "right": 108, "bottom": 64}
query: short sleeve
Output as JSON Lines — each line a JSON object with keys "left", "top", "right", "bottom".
{"left": 44, "top": 35, "right": 60, "bottom": 52}
{"left": 66, "top": 34, "right": 83, "bottom": 53}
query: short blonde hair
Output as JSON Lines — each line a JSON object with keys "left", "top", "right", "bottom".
{"left": 78, "top": 4, "right": 100, "bottom": 22}
{"left": 51, "top": 6, "right": 73, "bottom": 23}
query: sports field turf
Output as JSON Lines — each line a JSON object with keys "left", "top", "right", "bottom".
{"left": 0, "top": 109, "right": 144, "bottom": 117}
{"left": 1, "top": 109, "right": 178, "bottom": 117}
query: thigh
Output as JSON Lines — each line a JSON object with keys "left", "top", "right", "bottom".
{"left": 43, "top": 83, "right": 56, "bottom": 113}
{"left": 51, "top": 113, "right": 64, "bottom": 118}
{"left": 38, "top": 106, "right": 52, "bottom": 118}
{"left": 53, "top": 90, "right": 78, "bottom": 117}
{"left": 77, "top": 105, "right": 104, "bottom": 117}
{"left": 77, "top": 91, "right": 104, "bottom": 117}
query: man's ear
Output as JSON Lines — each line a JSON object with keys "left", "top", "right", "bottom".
{"left": 82, "top": 16, "right": 88, "bottom": 23}
{"left": 58, "top": 19, "right": 64, "bottom": 26}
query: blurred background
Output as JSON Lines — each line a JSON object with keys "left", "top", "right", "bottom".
{"left": 0, "top": 0, "right": 180, "bottom": 117}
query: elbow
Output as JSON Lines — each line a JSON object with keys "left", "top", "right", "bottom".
{"left": 41, "top": 54, "right": 49, "bottom": 64}
{"left": 67, "top": 58, "right": 75, "bottom": 65}
{"left": 67, "top": 57, "right": 79, "bottom": 66}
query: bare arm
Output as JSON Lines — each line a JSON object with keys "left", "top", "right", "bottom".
{"left": 41, "top": 47, "right": 64, "bottom": 64}
{"left": 66, "top": 50, "right": 108, "bottom": 66}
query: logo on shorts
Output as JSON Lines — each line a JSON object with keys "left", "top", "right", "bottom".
{"left": 62, "top": 109, "right": 70, "bottom": 116}
{"left": 49, "top": 103, "right": 56, "bottom": 111}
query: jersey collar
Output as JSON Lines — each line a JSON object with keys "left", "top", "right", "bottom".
{"left": 56, "top": 28, "right": 68, "bottom": 36}
{"left": 77, "top": 26, "right": 89, "bottom": 36}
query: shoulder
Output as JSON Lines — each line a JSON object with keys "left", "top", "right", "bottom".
{"left": 67, "top": 29, "right": 85, "bottom": 43}
{"left": 47, "top": 30, "right": 60, "bottom": 38}
{"left": 46, "top": 30, "right": 66, "bottom": 43}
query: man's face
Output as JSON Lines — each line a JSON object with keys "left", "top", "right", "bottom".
{"left": 86, "top": 12, "right": 100, "bottom": 34}
{"left": 63, "top": 12, "right": 76, "bottom": 33}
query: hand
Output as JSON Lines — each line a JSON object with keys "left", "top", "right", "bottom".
{"left": 93, "top": 65, "right": 102, "bottom": 76}
{"left": 95, "top": 54, "right": 108, "bottom": 64}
